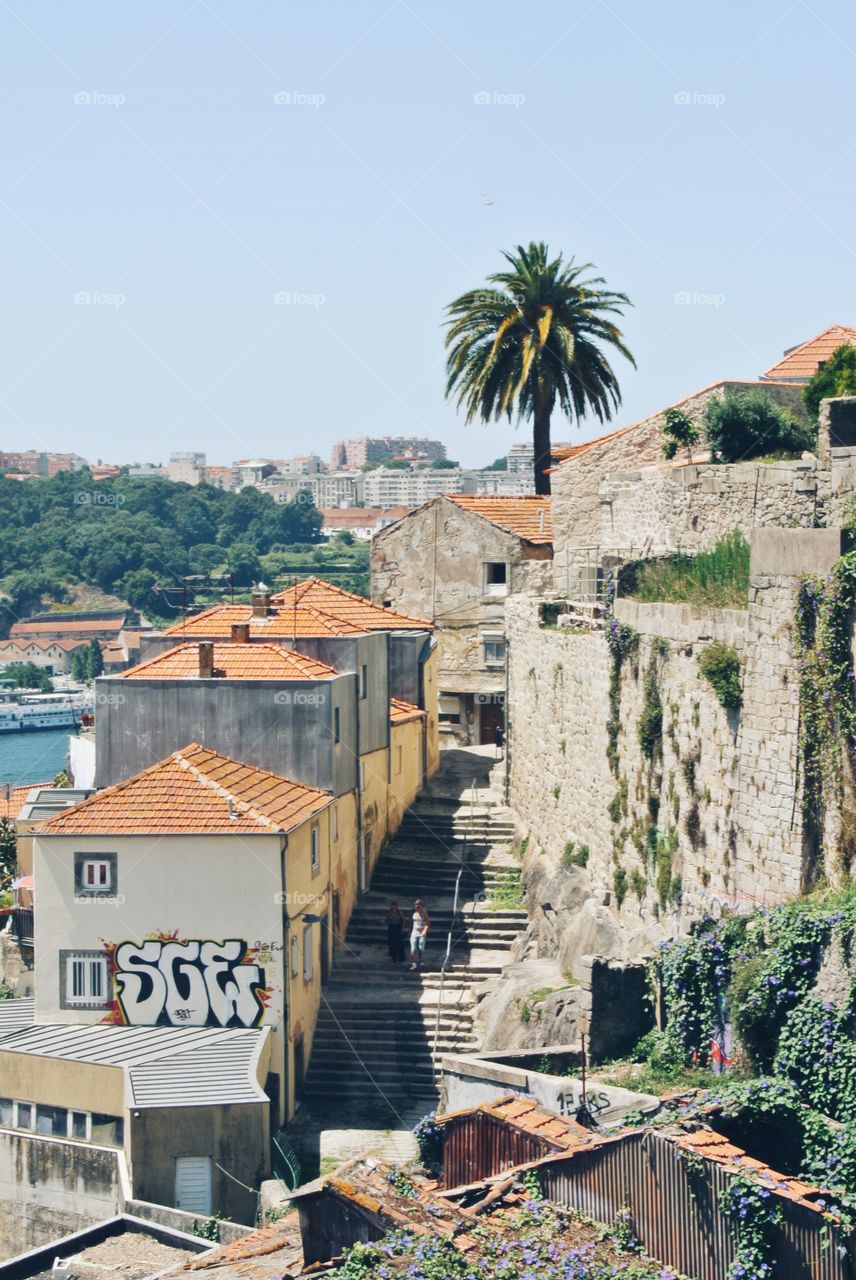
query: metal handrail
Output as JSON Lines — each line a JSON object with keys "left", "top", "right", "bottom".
{"left": 271, "top": 1128, "right": 302, "bottom": 1192}
{"left": 431, "top": 775, "right": 477, "bottom": 1073}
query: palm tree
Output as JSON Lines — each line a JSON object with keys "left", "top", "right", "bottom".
{"left": 444, "top": 242, "right": 635, "bottom": 495}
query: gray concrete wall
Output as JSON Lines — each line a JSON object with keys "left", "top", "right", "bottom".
{"left": 0, "top": 1131, "right": 122, "bottom": 1262}
{"left": 130, "top": 1103, "right": 266, "bottom": 1227}
{"left": 294, "top": 633, "right": 389, "bottom": 757}
{"left": 388, "top": 631, "right": 432, "bottom": 706}
{"left": 94, "top": 674, "right": 359, "bottom": 794}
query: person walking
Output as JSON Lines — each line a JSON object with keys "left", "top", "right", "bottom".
{"left": 409, "top": 899, "right": 430, "bottom": 970}
{"left": 385, "top": 901, "right": 405, "bottom": 963}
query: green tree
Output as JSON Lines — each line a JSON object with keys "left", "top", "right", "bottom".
{"left": 71, "top": 647, "right": 90, "bottom": 683}
{"left": 0, "top": 818, "right": 16, "bottom": 888}
{"left": 444, "top": 241, "right": 635, "bottom": 494}
{"left": 87, "top": 638, "right": 104, "bottom": 678}
{"left": 803, "top": 343, "right": 856, "bottom": 422}
{"left": 2, "top": 662, "right": 53, "bottom": 691}
{"left": 704, "top": 389, "right": 814, "bottom": 464}
{"left": 661, "top": 406, "right": 700, "bottom": 462}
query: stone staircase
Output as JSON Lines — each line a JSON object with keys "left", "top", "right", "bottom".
{"left": 303, "top": 751, "right": 527, "bottom": 1108}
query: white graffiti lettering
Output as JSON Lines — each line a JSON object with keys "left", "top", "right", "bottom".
{"left": 114, "top": 938, "right": 266, "bottom": 1027}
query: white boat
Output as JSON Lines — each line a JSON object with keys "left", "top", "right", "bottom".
{"left": 0, "top": 693, "right": 81, "bottom": 733}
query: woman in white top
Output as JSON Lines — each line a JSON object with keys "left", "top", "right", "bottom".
{"left": 409, "top": 899, "right": 430, "bottom": 970}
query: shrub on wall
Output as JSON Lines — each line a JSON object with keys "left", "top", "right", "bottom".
{"left": 803, "top": 343, "right": 856, "bottom": 422}
{"left": 703, "top": 387, "right": 814, "bottom": 463}
{"left": 698, "top": 641, "right": 742, "bottom": 709}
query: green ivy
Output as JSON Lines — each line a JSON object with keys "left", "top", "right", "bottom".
{"left": 638, "top": 650, "right": 664, "bottom": 761}
{"left": 795, "top": 556, "right": 856, "bottom": 878}
{"left": 720, "top": 1171, "right": 783, "bottom": 1280}
{"left": 698, "top": 640, "right": 742, "bottom": 710}
{"left": 605, "top": 594, "right": 638, "bottom": 775}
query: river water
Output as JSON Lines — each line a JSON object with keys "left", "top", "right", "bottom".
{"left": 0, "top": 727, "right": 75, "bottom": 787}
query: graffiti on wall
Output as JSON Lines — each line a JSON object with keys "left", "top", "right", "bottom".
{"left": 101, "top": 932, "right": 278, "bottom": 1027}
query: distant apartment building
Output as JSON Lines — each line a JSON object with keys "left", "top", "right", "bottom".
{"left": 0, "top": 637, "right": 89, "bottom": 675}
{"left": 0, "top": 452, "right": 86, "bottom": 477}
{"left": 461, "top": 468, "right": 536, "bottom": 496}
{"left": 257, "top": 473, "right": 312, "bottom": 504}
{"left": 329, "top": 437, "right": 447, "bottom": 469}
{"left": 280, "top": 454, "right": 323, "bottom": 475}
{"left": 361, "top": 466, "right": 462, "bottom": 507}
{"left": 203, "top": 464, "right": 238, "bottom": 490}
{"left": 166, "top": 452, "right": 206, "bottom": 485}
{"left": 233, "top": 458, "right": 277, "bottom": 487}
{"left": 126, "top": 464, "right": 165, "bottom": 480}
{"left": 309, "top": 470, "right": 363, "bottom": 507}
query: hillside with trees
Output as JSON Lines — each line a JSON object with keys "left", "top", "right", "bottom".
{"left": 0, "top": 470, "right": 366, "bottom": 632}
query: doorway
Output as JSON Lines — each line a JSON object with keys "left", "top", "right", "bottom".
{"left": 175, "top": 1156, "right": 212, "bottom": 1216}
{"left": 479, "top": 699, "right": 505, "bottom": 746}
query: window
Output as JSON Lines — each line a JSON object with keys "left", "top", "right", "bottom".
{"left": 69, "top": 1111, "right": 89, "bottom": 1141}
{"left": 14, "top": 1102, "right": 33, "bottom": 1130}
{"left": 62, "top": 951, "right": 109, "bottom": 1008}
{"left": 482, "top": 634, "right": 507, "bottom": 667}
{"left": 395, "top": 745, "right": 403, "bottom": 775}
{"left": 291, "top": 935, "right": 299, "bottom": 978}
{"left": 0, "top": 1098, "right": 12, "bottom": 1126}
{"left": 310, "top": 825, "right": 320, "bottom": 875}
{"left": 331, "top": 806, "right": 339, "bottom": 842}
{"left": 303, "top": 927, "right": 313, "bottom": 981}
{"left": 90, "top": 1114, "right": 123, "bottom": 1147}
{"left": 483, "top": 562, "right": 508, "bottom": 597}
{"left": 334, "top": 707, "right": 341, "bottom": 745}
{"left": 36, "top": 1105, "right": 67, "bottom": 1137}
{"left": 74, "top": 852, "right": 117, "bottom": 898}
{"left": 359, "top": 664, "right": 368, "bottom": 699}
{"left": 438, "top": 694, "right": 462, "bottom": 725}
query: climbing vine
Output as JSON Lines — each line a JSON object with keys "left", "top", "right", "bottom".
{"left": 606, "top": 615, "right": 638, "bottom": 775}
{"left": 720, "top": 1172, "right": 783, "bottom": 1280}
{"left": 795, "top": 556, "right": 856, "bottom": 877}
{"left": 657, "top": 918, "right": 732, "bottom": 1066}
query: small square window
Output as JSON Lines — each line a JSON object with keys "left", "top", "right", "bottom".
{"left": 483, "top": 636, "right": 507, "bottom": 667}
{"left": 483, "top": 562, "right": 508, "bottom": 596}
{"left": 62, "top": 951, "right": 109, "bottom": 1008}
{"left": 69, "top": 1111, "right": 88, "bottom": 1141}
{"left": 74, "top": 853, "right": 117, "bottom": 898}
{"left": 36, "top": 1105, "right": 67, "bottom": 1137}
{"left": 0, "top": 1098, "right": 12, "bottom": 1126}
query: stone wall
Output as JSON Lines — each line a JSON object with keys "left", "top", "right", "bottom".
{"left": 550, "top": 380, "right": 808, "bottom": 572}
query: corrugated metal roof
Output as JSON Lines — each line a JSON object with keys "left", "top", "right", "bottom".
{"left": 0, "top": 997, "right": 35, "bottom": 1035}
{"left": 0, "top": 1015, "right": 268, "bottom": 1109}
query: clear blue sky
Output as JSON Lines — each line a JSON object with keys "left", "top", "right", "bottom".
{"left": 1, "top": 0, "right": 854, "bottom": 468}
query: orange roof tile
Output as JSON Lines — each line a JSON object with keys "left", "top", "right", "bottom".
{"left": 119, "top": 642, "right": 338, "bottom": 682}
{"left": 162, "top": 579, "right": 430, "bottom": 640}
{"left": 762, "top": 325, "right": 856, "bottom": 381}
{"left": 390, "top": 697, "right": 425, "bottom": 724}
{"left": 272, "top": 578, "right": 430, "bottom": 629}
{"left": 0, "top": 784, "right": 50, "bottom": 822}
{"left": 10, "top": 616, "right": 125, "bottom": 637}
{"left": 38, "top": 743, "right": 331, "bottom": 837}
{"left": 673, "top": 1129, "right": 827, "bottom": 1211}
{"left": 444, "top": 496, "right": 552, "bottom": 544}
{"left": 442, "top": 1094, "right": 589, "bottom": 1152}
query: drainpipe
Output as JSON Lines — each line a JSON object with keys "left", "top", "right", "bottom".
{"left": 353, "top": 665, "right": 365, "bottom": 895}
{"left": 279, "top": 833, "right": 289, "bottom": 1129}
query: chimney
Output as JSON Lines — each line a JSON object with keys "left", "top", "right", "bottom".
{"left": 198, "top": 642, "right": 215, "bottom": 679}
{"left": 251, "top": 581, "right": 272, "bottom": 619}
{"left": 231, "top": 623, "right": 251, "bottom": 644}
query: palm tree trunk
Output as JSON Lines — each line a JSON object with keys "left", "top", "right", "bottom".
{"left": 533, "top": 401, "right": 552, "bottom": 496}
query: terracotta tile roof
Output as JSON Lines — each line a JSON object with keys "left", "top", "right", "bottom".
{"left": 119, "top": 642, "right": 338, "bottom": 682}
{"left": 162, "top": 580, "right": 430, "bottom": 639}
{"left": 10, "top": 617, "right": 125, "bottom": 637}
{"left": 444, "top": 496, "right": 552, "bottom": 545}
{"left": 161, "top": 601, "right": 366, "bottom": 639}
{"left": 185, "top": 1210, "right": 303, "bottom": 1278}
{"left": 390, "top": 697, "right": 425, "bottom": 724}
{"left": 37, "top": 742, "right": 331, "bottom": 836}
{"left": 762, "top": 325, "right": 856, "bottom": 381}
{"left": 440, "top": 1094, "right": 590, "bottom": 1152}
{"left": 673, "top": 1128, "right": 827, "bottom": 1212}
{"left": 271, "top": 578, "right": 430, "bottom": 629}
{"left": 0, "top": 637, "right": 86, "bottom": 652}
{"left": 0, "top": 784, "right": 50, "bottom": 822}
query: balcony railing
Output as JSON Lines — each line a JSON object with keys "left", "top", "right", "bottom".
{"left": 12, "top": 908, "right": 33, "bottom": 947}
